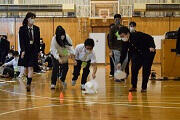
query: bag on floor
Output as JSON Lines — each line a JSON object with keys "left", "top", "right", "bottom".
{"left": 84, "top": 79, "right": 98, "bottom": 94}
{"left": 114, "top": 70, "right": 127, "bottom": 80}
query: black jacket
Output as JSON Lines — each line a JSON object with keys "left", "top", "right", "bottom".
{"left": 0, "top": 38, "right": 10, "bottom": 63}
{"left": 129, "top": 31, "right": 156, "bottom": 56}
{"left": 19, "top": 25, "right": 40, "bottom": 54}
{"left": 108, "top": 24, "right": 124, "bottom": 50}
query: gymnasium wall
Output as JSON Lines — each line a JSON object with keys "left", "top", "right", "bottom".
{"left": 0, "top": 17, "right": 179, "bottom": 63}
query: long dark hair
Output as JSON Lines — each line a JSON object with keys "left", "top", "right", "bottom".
{"left": 55, "top": 26, "right": 72, "bottom": 47}
{"left": 22, "top": 12, "right": 36, "bottom": 26}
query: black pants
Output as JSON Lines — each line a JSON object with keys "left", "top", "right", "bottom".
{"left": 72, "top": 60, "right": 91, "bottom": 85}
{"left": 51, "top": 57, "right": 68, "bottom": 85}
{"left": 131, "top": 52, "right": 156, "bottom": 89}
{"left": 110, "top": 54, "right": 114, "bottom": 75}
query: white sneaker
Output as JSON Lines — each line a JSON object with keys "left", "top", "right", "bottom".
{"left": 81, "top": 84, "right": 85, "bottom": 90}
{"left": 51, "top": 84, "right": 56, "bottom": 89}
{"left": 72, "top": 80, "right": 76, "bottom": 86}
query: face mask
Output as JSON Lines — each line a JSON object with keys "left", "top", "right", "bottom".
{"left": 86, "top": 49, "right": 91, "bottom": 54}
{"left": 115, "top": 20, "right": 120, "bottom": 25}
{"left": 61, "top": 35, "right": 65, "bottom": 40}
{"left": 28, "top": 18, "right": 35, "bottom": 25}
{"left": 8, "top": 54, "right": 13, "bottom": 58}
{"left": 121, "top": 37, "right": 128, "bottom": 42}
{"left": 130, "top": 27, "right": 135, "bottom": 32}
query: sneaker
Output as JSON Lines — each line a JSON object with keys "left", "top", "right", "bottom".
{"left": 26, "top": 85, "right": 31, "bottom": 92}
{"left": 51, "top": 84, "right": 56, "bottom": 89}
{"left": 72, "top": 80, "right": 76, "bottom": 86}
{"left": 115, "top": 79, "right": 122, "bottom": 82}
{"left": 81, "top": 84, "right": 85, "bottom": 90}
{"left": 109, "top": 74, "right": 114, "bottom": 77}
{"left": 62, "top": 82, "right": 67, "bottom": 89}
{"left": 129, "top": 87, "right": 137, "bottom": 92}
{"left": 141, "top": 89, "right": 147, "bottom": 93}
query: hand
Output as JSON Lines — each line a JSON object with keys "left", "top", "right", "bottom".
{"left": 69, "top": 54, "right": 75, "bottom": 59}
{"left": 149, "top": 48, "right": 155, "bottom": 52}
{"left": 109, "top": 51, "right": 113, "bottom": 57}
{"left": 92, "top": 73, "right": 96, "bottom": 79}
{"left": 58, "top": 59, "right": 62, "bottom": 64}
{"left": 74, "top": 61, "right": 77, "bottom": 66}
{"left": 117, "top": 63, "right": 121, "bottom": 70}
{"left": 21, "top": 51, "right": 25, "bottom": 59}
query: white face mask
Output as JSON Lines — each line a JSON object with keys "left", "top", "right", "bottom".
{"left": 28, "top": 18, "right": 35, "bottom": 25}
{"left": 61, "top": 35, "right": 65, "bottom": 40}
{"left": 121, "top": 37, "right": 128, "bottom": 42}
{"left": 130, "top": 27, "right": 135, "bottom": 32}
{"left": 86, "top": 49, "right": 91, "bottom": 54}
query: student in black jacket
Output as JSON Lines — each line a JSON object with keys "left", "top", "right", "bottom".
{"left": 118, "top": 26, "right": 156, "bottom": 92}
{"left": 19, "top": 12, "right": 40, "bottom": 92}
{"left": 0, "top": 35, "right": 10, "bottom": 65}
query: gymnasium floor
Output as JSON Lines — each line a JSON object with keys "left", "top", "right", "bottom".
{"left": 0, "top": 64, "right": 180, "bottom": 120}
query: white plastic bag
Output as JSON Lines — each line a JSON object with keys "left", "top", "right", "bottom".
{"left": 83, "top": 79, "right": 98, "bottom": 94}
{"left": 114, "top": 70, "right": 127, "bottom": 80}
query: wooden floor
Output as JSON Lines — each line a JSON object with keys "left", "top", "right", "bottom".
{"left": 0, "top": 64, "right": 180, "bottom": 120}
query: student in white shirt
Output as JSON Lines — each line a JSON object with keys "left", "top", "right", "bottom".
{"left": 50, "top": 26, "right": 74, "bottom": 89}
{"left": 2, "top": 51, "right": 20, "bottom": 78}
{"left": 72, "top": 38, "right": 97, "bottom": 90}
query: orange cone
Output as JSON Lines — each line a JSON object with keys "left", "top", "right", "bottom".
{"left": 128, "top": 92, "right": 133, "bottom": 102}
{"left": 59, "top": 92, "right": 64, "bottom": 104}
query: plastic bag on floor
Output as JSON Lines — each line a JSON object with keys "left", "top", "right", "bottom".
{"left": 83, "top": 79, "right": 98, "bottom": 94}
{"left": 114, "top": 70, "right": 127, "bottom": 80}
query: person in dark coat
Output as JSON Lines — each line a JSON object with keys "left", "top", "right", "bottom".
{"left": 0, "top": 35, "right": 10, "bottom": 65}
{"left": 118, "top": 26, "right": 156, "bottom": 92}
{"left": 19, "top": 12, "right": 40, "bottom": 92}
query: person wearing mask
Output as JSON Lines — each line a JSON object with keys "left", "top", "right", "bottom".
{"left": 5, "top": 50, "right": 14, "bottom": 64}
{"left": 2, "top": 51, "right": 20, "bottom": 78}
{"left": 0, "top": 35, "right": 10, "bottom": 65}
{"left": 71, "top": 38, "right": 97, "bottom": 90}
{"left": 129, "top": 21, "right": 136, "bottom": 33}
{"left": 118, "top": 26, "right": 156, "bottom": 92}
{"left": 50, "top": 26, "right": 74, "bottom": 89}
{"left": 108, "top": 14, "right": 129, "bottom": 82}
{"left": 19, "top": 12, "right": 40, "bottom": 92}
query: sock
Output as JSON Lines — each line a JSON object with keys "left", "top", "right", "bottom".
{"left": 27, "top": 77, "right": 32, "bottom": 85}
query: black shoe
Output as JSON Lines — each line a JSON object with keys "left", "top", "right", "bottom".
{"left": 115, "top": 79, "right": 122, "bottom": 82}
{"left": 141, "top": 89, "right": 147, "bottom": 93}
{"left": 129, "top": 88, "right": 137, "bottom": 92}
{"left": 26, "top": 85, "right": 31, "bottom": 92}
{"left": 121, "top": 79, "right": 125, "bottom": 82}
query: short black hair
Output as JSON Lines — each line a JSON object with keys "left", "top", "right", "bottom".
{"left": 114, "top": 14, "right": 121, "bottom": 19}
{"left": 13, "top": 51, "right": 19, "bottom": 56}
{"left": 84, "top": 38, "right": 95, "bottom": 48}
{"left": 23, "top": 12, "right": 36, "bottom": 26}
{"left": 118, "top": 26, "right": 130, "bottom": 35}
{"left": 129, "top": 21, "right": 136, "bottom": 27}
